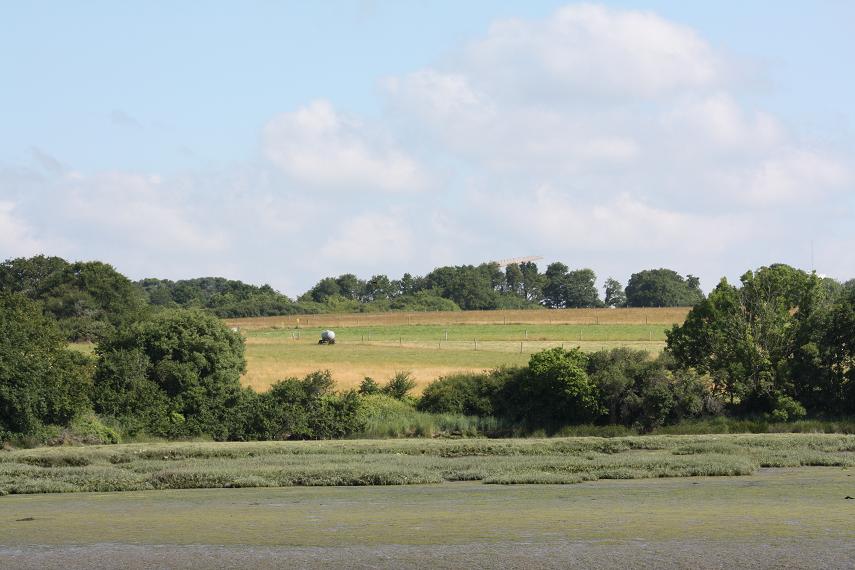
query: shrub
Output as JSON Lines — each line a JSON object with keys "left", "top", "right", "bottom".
{"left": 260, "top": 371, "right": 365, "bottom": 439}
{"left": 417, "top": 371, "right": 504, "bottom": 416}
{"left": 359, "top": 377, "right": 380, "bottom": 395}
{"left": 496, "top": 348, "right": 601, "bottom": 428}
{"left": 769, "top": 395, "right": 807, "bottom": 422}
{"left": 382, "top": 371, "right": 417, "bottom": 400}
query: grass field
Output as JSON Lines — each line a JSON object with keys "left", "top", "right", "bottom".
{"left": 2, "top": 434, "right": 853, "bottom": 494}
{"left": 231, "top": 308, "right": 684, "bottom": 391}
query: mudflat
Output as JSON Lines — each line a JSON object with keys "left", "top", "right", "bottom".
{"left": 2, "top": 467, "right": 853, "bottom": 569}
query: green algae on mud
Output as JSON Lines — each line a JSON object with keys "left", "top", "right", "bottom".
{"left": 1, "top": 434, "right": 854, "bottom": 495}
{"left": 0, "top": 469, "right": 853, "bottom": 548}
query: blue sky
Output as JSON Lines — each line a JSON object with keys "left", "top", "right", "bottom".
{"left": 1, "top": 1, "right": 854, "bottom": 295}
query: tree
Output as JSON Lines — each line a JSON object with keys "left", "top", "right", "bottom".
{"left": 519, "top": 261, "right": 544, "bottom": 303}
{"left": 335, "top": 274, "right": 364, "bottom": 300}
{"left": 504, "top": 263, "right": 524, "bottom": 296}
{"left": 92, "top": 309, "right": 246, "bottom": 438}
{"left": 542, "top": 262, "right": 569, "bottom": 308}
{"left": 1, "top": 256, "right": 148, "bottom": 340}
{"left": 305, "top": 277, "right": 341, "bottom": 303}
{"left": 364, "top": 274, "right": 394, "bottom": 301}
{"left": 625, "top": 269, "right": 704, "bottom": 307}
{"left": 543, "top": 264, "right": 600, "bottom": 308}
{"left": 0, "top": 293, "right": 91, "bottom": 439}
{"left": 603, "top": 278, "right": 626, "bottom": 308}
{"left": 564, "top": 269, "right": 601, "bottom": 308}
{"left": 666, "top": 265, "right": 823, "bottom": 414}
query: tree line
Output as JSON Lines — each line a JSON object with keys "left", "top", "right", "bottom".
{"left": 0, "top": 255, "right": 726, "bottom": 342}
{"left": 2, "top": 262, "right": 854, "bottom": 444}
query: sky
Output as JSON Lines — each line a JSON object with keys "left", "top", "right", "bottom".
{"left": 1, "top": 0, "right": 854, "bottom": 296}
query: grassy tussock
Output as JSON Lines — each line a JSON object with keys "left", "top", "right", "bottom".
{"left": 1, "top": 433, "right": 853, "bottom": 495}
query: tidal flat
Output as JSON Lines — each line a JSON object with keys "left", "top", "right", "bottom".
{"left": 1, "top": 468, "right": 853, "bottom": 569}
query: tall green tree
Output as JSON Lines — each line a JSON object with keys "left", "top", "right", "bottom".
{"left": 542, "top": 262, "right": 569, "bottom": 308}
{"left": 603, "top": 277, "right": 627, "bottom": 307}
{"left": 667, "top": 265, "right": 821, "bottom": 414}
{"left": 519, "top": 261, "right": 544, "bottom": 303}
{"left": 626, "top": 269, "right": 704, "bottom": 307}
{"left": 0, "top": 293, "right": 91, "bottom": 438}
{"left": 504, "top": 263, "right": 524, "bottom": 296}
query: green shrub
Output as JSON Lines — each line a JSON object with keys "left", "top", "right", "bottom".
{"left": 417, "top": 371, "right": 503, "bottom": 416}
{"left": 382, "top": 371, "right": 417, "bottom": 400}
{"left": 260, "top": 371, "right": 366, "bottom": 440}
{"left": 359, "top": 377, "right": 380, "bottom": 395}
{"left": 769, "top": 395, "right": 807, "bottom": 422}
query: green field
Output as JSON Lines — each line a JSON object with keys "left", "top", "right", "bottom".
{"left": 242, "top": 322, "right": 669, "bottom": 391}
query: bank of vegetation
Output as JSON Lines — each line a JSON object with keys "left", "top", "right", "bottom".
{"left": 1, "top": 433, "right": 853, "bottom": 494}
{"left": 1, "top": 260, "right": 854, "bottom": 448}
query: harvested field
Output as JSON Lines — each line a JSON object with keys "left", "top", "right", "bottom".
{"left": 225, "top": 307, "right": 689, "bottom": 331}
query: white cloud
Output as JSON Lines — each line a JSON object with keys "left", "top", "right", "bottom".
{"left": 461, "top": 4, "right": 725, "bottom": 100}
{"left": 319, "top": 211, "right": 413, "bottom": 265}
{"left": 61, "top": 172, "right": 227, "bottom": 253}
{"left": 263, "top": 100, "right": 426, "bottom": 192}
{"left": 0, "top": 201, "right": 46, "bottom": 258}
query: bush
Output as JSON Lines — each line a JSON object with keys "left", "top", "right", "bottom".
{"left": 769, "top": 395, "right": 807, "bottom": 422}
{"left": 259, "top": 371, "right": 366, "bottom": 440}
{"left": 92, "top": 309, "right": 246, "bottom": 439}
{"left": 417, "top": 371, "right": 504, "bottom": 416}
{"left": 382, "top": 371, "right": 417, "bottom": 400}
{"left": 358, "top": 377, "right": 380, "bottom": 395}
{"left": 496, "top": 348, "right": 601, "bottom": 428}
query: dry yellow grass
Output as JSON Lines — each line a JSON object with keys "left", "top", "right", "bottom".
{"left": 240, "top": 336, "right": 667, "bottom": 393}
{"left": 226, "top": 307, "right": 689, "bottom": 331}
{"left": 241, "top": 362, "right": 490, "bottom": 393}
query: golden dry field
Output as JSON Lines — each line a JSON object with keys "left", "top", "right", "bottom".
{"left": 227, "top": 308, "right": 688, "bottom": 392}
{"left": 225, "top": 307, "right": 689, "bottom": 331}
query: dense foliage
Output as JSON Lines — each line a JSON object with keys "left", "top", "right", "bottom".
{"left": 625, "top": 269, "right": 703, "bottom": 307}
{"left": 137, "top": 276, "right": 303, "bottom": 318}
{"left": 0, "top": 293, "right": 92, "bottom": 439}
{"left": 667, "top": 264, "right": 854, "bottom": 418}
{"left": 2, "top": 255, "right": 712, "bottom": 328}
{"left": 0, "top": 256, "right": 147, "bottom": 340}
{"left": 419, "top": 348, "right": 718, "bottom": 433}
{"left": 92, "top": 309, "right": 248, "bottom": 438}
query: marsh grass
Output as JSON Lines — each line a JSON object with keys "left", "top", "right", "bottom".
{"left": 1, "top": 434, "right": 853, "bottom": 495}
